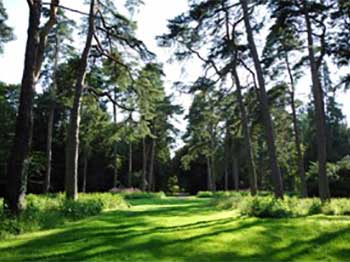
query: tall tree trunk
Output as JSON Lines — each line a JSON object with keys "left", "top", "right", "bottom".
{"left": 82, "top": 152, "right": 88, "bottom": 193}
{"left": 112, "top": 91, "right": 118, "bottom": 189}
{"left": 283, "top": 50, "right": 308, "bottom": 197}
{"left": 224, "top": 166, "right": 229, "bottom": 191}
{"left": 211, "top": 155, "right": 216, "bottom": 192}
{"left": 65, "top": 0, "right": 95, "bottom": 200}
{"left": 5, "top": 0, "right": 58, "bottom": 214}
{"left": 142, "top": 137, "right": 147, "bottom": 191}
{"left": 45, "top": 105, "right": 55, "bottom": 193}
{"left": 240, "top": 0, "right": 284, "bottom": 198}
{"left": 233, "top": 156, "right": 239, "bottom": 191}
{"left": 303, "top": 1, "right": 330, "bottom": 200}
{"left": 148, "top": 139, "right": 156, "bottom": 192}
{"left": 207, "top": 156, "right": 212, "bottom": 191}
{"left": 209, "top": 122, "right": 216, "bottom": 192}
{"left": 232, "top": 63, "right": 257, "bottom": 195}
{"left": 224, "top": 129, "right": 229, "bottom": 191}
{"left": 44, "top": 28, "right": 60, "bottom": 194}
{"left": 128, "top": 142, "right": 132, "bottom": 187}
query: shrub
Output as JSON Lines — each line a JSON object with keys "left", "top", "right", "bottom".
{"left": 322, "top": 199, "right": 350, "bottom": 216}
{"left": 61, "top": 198, "right": 103, "bottom": 219}
{"left": 121, "top": 191, "right": 166, "bottom": 200}
{"left": 196, "top": 191, "right": 214, "bottom": 198}
{"left": 0, "top": 193, "right": 127, "bottom": 239}
{"left": 210, "top": 195, "right": 243, "bottom": 209}
{"left": 212, "top": 193, "right": 350, "bottom": 218}
{"left": 239, "top": 196, "right": 292, "bottom": 218}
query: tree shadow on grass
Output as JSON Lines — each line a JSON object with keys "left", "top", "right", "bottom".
{"left": 1, "top": 198, "right": 349, "bottom": 262}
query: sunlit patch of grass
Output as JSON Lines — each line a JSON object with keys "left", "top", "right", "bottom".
{"left": 0, "top": 197, "right": 349, "bottom": 261}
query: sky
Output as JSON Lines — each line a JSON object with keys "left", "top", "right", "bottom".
{"left": 0, "top": 0, "right": 349, "bottom": 147}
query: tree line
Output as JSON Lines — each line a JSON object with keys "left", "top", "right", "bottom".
{"left": 159, "top": 0, "right": 350, "bottom": 199}
{"left": 0, "top": 0, "right": 350, "bottom": 215}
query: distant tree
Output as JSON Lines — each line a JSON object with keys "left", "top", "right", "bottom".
{"left": 263, "top": 4, "right": 308, "bottom": 196}
{"left": 0, "top": 0, "right": 14, "bottom": 54}
{"left": 42, "top": 10, "right": 76, "bottom": 193}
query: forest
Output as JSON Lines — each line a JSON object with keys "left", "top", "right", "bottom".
{"left": 0, "top": 0, "right": 350, "bottom": 261}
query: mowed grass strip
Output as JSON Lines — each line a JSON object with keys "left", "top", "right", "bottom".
{"left": 0, "top": 197, "right": 349, "bottom": 262}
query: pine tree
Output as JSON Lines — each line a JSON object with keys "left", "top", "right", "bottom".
{"left": 5, "top": 0, "right": 59, "bottom": 214}
{"left": 0, "top": 0, "right": 14, "bottom": 54}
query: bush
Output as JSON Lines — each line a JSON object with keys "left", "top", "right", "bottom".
{"left": 322, "top": 199, "right": 350, "bottom": 216}
{"left": 122, "top": 191, "right": 166, "bottom": 200}
{"left": 110, "top": 188, "right": 166, "bottom": 200}
{"left": 196, "top": 191, "right": 214, "bottom": 198}
{"left": 61, "top": 198, "right": 103, "bottom": 219}
{"left": 212, "top": 194, "right": 350, "bottom": 218}
{"left": 0, "top": 193, "right": 127, "bottom": 239}
{"left": 239, "top": 196, "right": 292, "bottom": 218}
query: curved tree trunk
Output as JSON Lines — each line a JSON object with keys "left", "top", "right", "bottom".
{"left": 65, "top": 0, "right": 95, "bottom": 200}
{"left": 5, "top": 0, "right": 58, "bottom": 214}
{"left": 240, "top": 0, "right": 284, "bottom": 198}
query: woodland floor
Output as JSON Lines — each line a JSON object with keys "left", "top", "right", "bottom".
{"left": 0, "top": 197, "right": 350, "bottom": 261}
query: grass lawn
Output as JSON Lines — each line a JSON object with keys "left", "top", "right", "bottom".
{"left": 0, "top": 197, "right": 349, "bottom": 261}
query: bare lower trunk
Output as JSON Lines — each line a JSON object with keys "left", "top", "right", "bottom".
{"left": 142, "top": 137, "right": 147, "bottom": 191}
{"left": 149, "top": 139, "right": 156, "bottom": 192}
{"left": 5, "top": 0, "right": 58, "bottom": 214}
{"left": 233, "top": 156, "right": 239, "bottom": 191}
{"left": 44, "top": 31, "right": 59, "bottom": 194}
{"left": 211, "top": 155, "right": 216, "bottom": 192}
{"left": 224, "top": 128, "right": 229, "bottom": 191}
{"left": 44, "top": 106, "right": 54, "bottom": 193}
{"left": 224, "top": 166, "right": 228, "bottom": 191}
{"left": 65, "top": 0, "right": 95, "bottom": 200}
{"left": 128, "top": 142, "right": 132, "bottom": 187}
{"left": 303, "top": 2, "right": 330, "bottom": 200}
{"left": 112, "top": 94, "right": 118, "bottom": 188}
{"left": 284, "top": 52, "right": 308, "bottom": 197}
{"left": 240, "top": 0, "right": 283, "bottom": 198}
{"left": 207, "top": 157, "right": 212, "bottom": 191}
{"left": 82, "top": 153, "right": 88, "bottom": 193}
{"left": 232, "top": 64, "right": 257, "bottom": 195}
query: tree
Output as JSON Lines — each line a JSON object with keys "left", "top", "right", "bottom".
{"left": 42, "top": 10, "right": 75, "bottom": 193}
{"left": 65, "top": 0, "right": 153, "bottom": 198}
{"left": 0, "top": 83, "right": 18, "bottom": 186}
{"left": 302, "top": 0, "right": 330, "bottom": 200}
{"left": 0, "top": 0, "right": 14, "bottom": 54}
{"left": 65, "top": 0, "right": 96, "bottom": 199}
{"left": 329, "top": 0, "right": 350, "bottom": 89}
{"left": 239, "top": 0, "right": 284, "bottom": 198}
{"left": 159, "top": 0, "right": 264, "bottom": 195}
{"left": 136, "top": 63, "right": 164, "bottom": 191}
{"left": 5, "top": 0, "right": 59, "bottom": 214}
{"left": 181, "top": 78, "right": 221, "bottom": 192}
{"left": 263, "top": 5, "right": 308, "bottom": 196}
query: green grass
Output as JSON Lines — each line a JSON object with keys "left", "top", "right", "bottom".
{"left": 0, "top": 197, "right": 349, "bottom": 261}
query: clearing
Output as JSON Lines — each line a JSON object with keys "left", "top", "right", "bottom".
{"left": 0, "top": 197, "right": 349, "bottom": 261}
